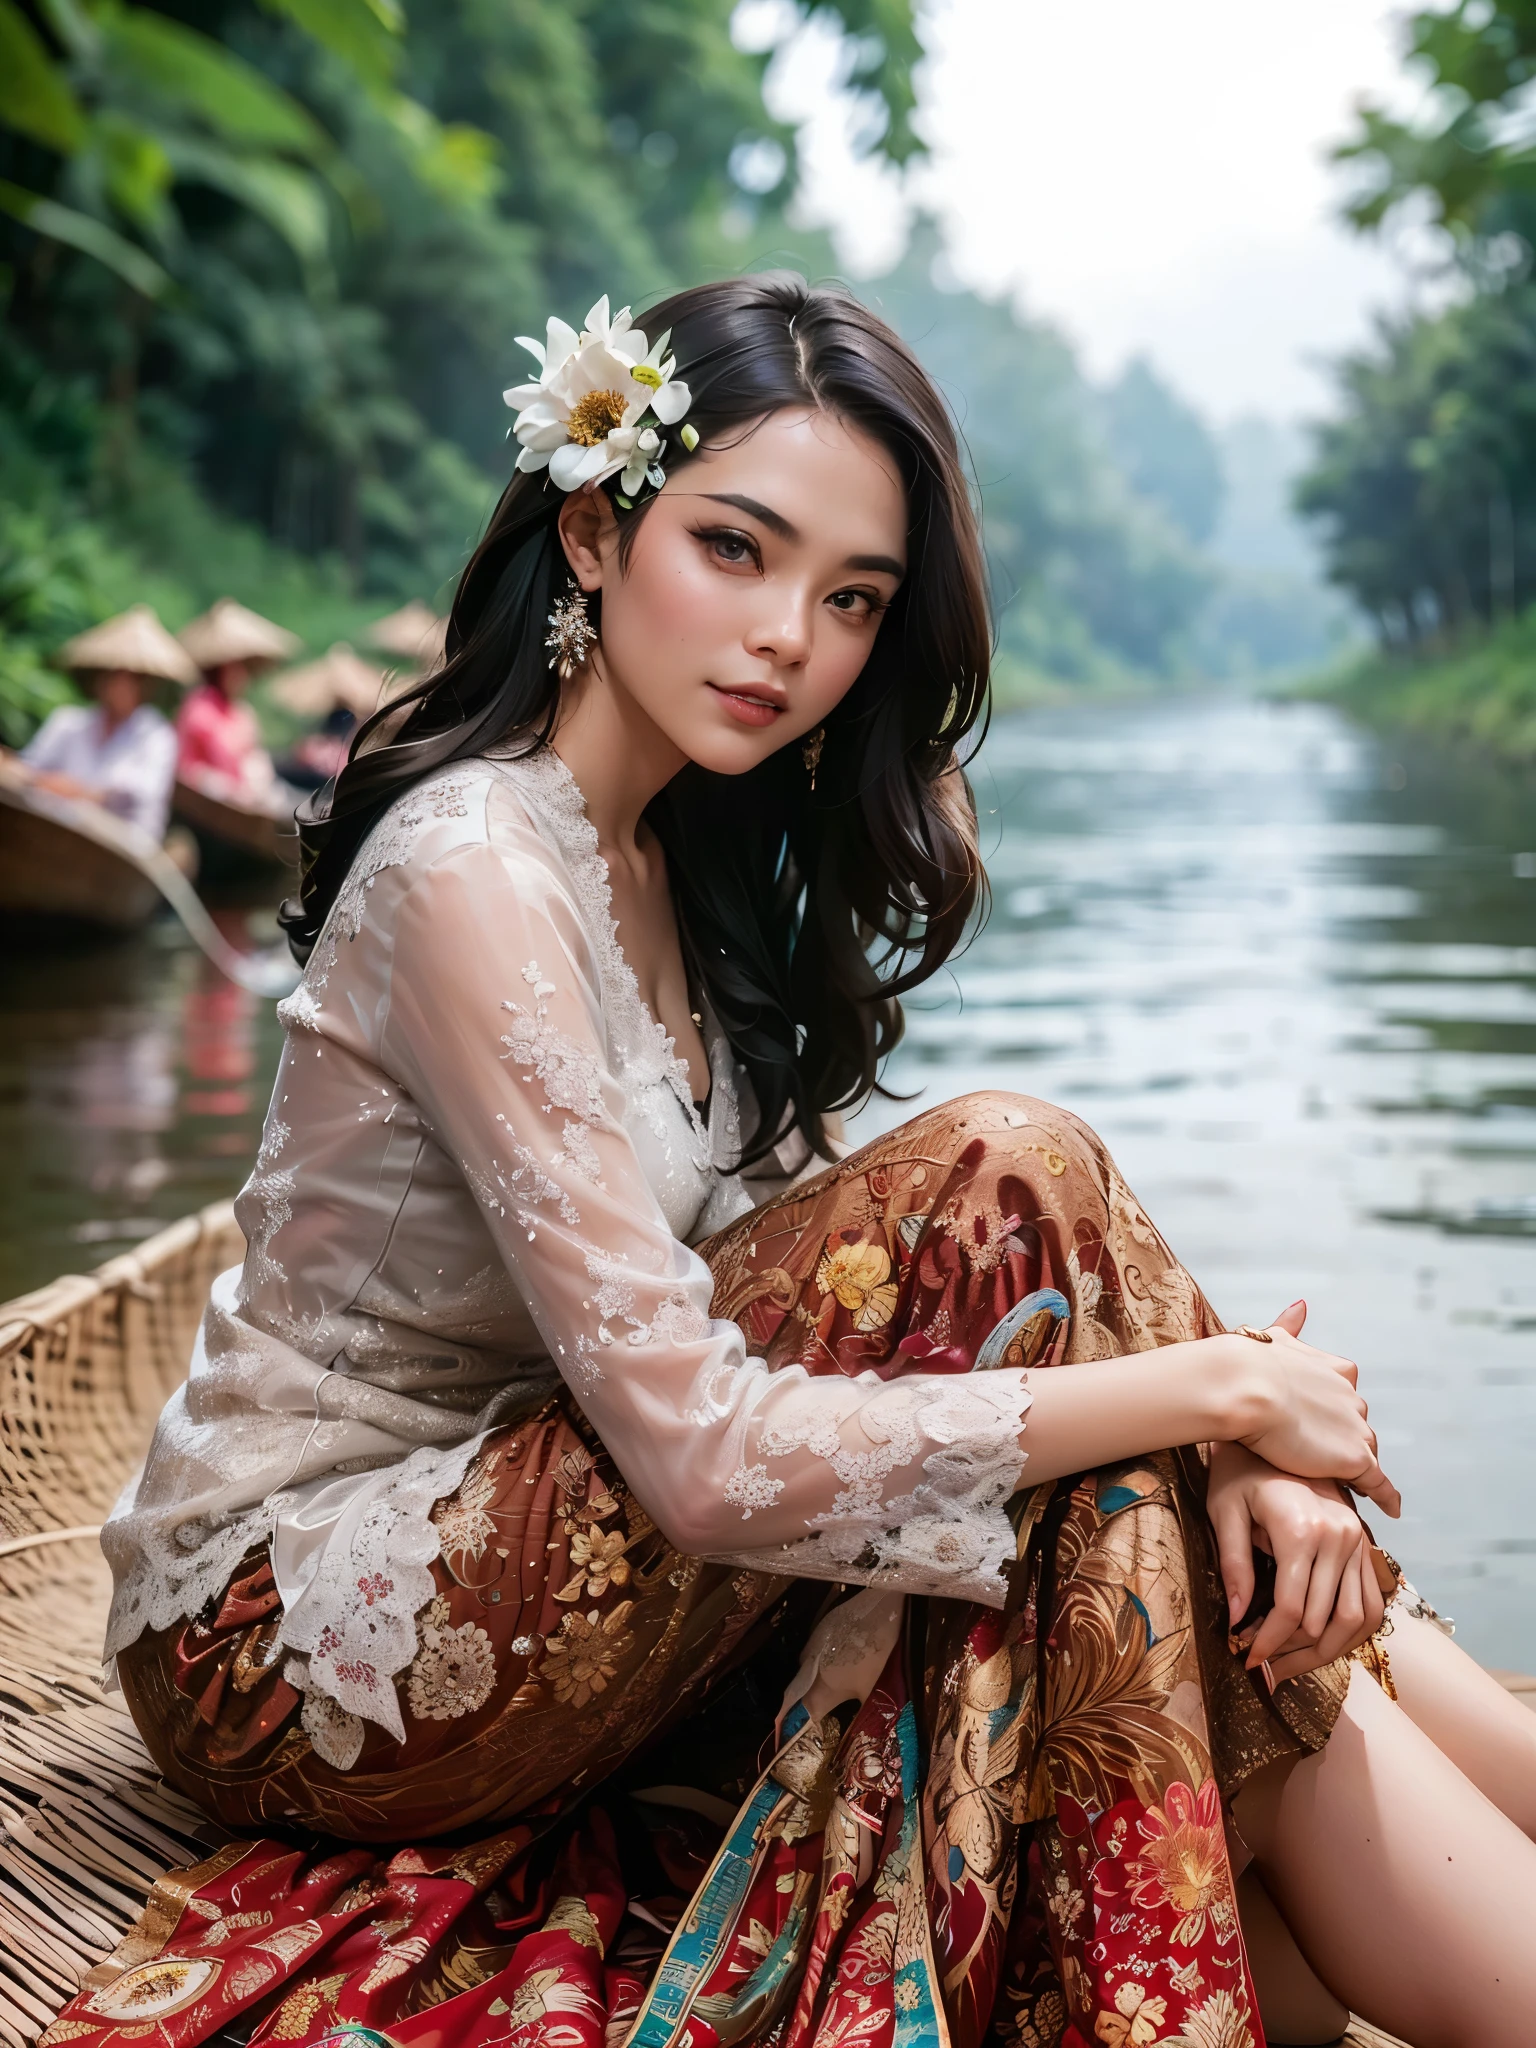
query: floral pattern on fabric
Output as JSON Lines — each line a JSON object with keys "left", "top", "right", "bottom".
{"left": 99, "top": 1091, "right": 1381, "bottom": 2048}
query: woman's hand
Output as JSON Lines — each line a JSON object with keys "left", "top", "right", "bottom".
{"left": 1232, "top": 1300, "right": 1401, "bottom": 1518}
{"left": 1206, "top": 1441, "right": 1387, "bottom": 1683}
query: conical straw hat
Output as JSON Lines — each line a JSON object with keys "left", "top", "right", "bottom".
{"left": 59, "top": 604, "right": 199, "bottom": 686}
{"left": 366, "top": 601, "right": 447, "bottom": 668}
{"left": 179, "top": 597, "right": 302, "bottom": 671}
{"left": 269, "top": 643, "right": 391, "bottom": 720}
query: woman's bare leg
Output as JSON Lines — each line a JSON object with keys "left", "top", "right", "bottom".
{"left": 1236, "top": 1865, "right": 1350, "bottom": 2045}
{"left": 1385, "top": 1607, "right": 1536, "bottom": 1839}
{"left": 1232, "top": 1665, "right": 1536, "bottom": 2048}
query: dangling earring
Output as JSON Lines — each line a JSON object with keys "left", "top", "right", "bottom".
{"left": 545, "top": 586, "right": 598, "bottom": 682}
{"left": 801, "top": 725, "right": 825, "bottom": 791}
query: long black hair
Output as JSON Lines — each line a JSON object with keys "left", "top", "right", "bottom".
{"left": 281, "top": 272, "right": 992, "bottom": 1164}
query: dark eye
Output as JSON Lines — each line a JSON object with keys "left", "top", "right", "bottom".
{"left": 696, "top": 525, "right": 759, "bottom": 568}
{"left": 828, "top": 589, "right": 881, "bottom": 619}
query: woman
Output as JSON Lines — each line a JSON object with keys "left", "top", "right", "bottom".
{"left": 80, "top": 278, "right": 1536, "bottom": 2048}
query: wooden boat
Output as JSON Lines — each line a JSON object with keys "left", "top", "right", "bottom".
{"left": 0, "top": 761, "right": 163, "bottom": 933}
{"left": 171, "top": 776, "right": 297, "bottom": 876}
{"left": 0, "top": 1208, "right": 1512, "bottom": 2045}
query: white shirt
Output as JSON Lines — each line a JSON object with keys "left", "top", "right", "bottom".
{"left": 102, "top": 749, "right": 1029, "bottom": 1769}
{"left": 23, "top": 702, "right": 179, "bottom": 842}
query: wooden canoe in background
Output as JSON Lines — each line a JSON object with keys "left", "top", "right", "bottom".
{"left": 0, "top": 762, "right": 163, "bottom": 932}
{"left": 0, "top": 1207, "right": 1514, "bottom": 2046}
{"left": 171, "top": 776, "right": 297, "bottom": 875}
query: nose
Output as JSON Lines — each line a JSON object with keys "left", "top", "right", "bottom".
{"left": 746, "top": 585, "right": 813, "bottom": 670}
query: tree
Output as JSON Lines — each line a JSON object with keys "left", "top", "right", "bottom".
{"left": 0, "top": 0, "right": 916, "bottom": 598}
{"left": 1101, "top": 357, "right": 1224, "bottom": 546}
{"left": 1300, "top": 2, "right": 1536, "bottom": 640}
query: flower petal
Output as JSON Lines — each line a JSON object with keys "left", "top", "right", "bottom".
{"left": 583, "top": 296, "right": 611, "bottom": 339}
{"left": 502, "top": 380, "right": 546, "bottom": 410}
{"left": 514, "top": 333, "right": 546, "bottom": 369}
{"left": 550, "top": 441, "right": 609, "bottom": 491}
{"left": 515, "top": 445, "right": 552, "bottom": 472}
{"left": 544, "top": 316, "right": 581, "bottom": 373}
{"left": 650, "top": 378, "right": 692, "bottom": 425}
{"left": 517, "top": 417, "right": 570, "bottom": 454}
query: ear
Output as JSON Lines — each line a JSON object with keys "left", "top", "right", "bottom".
{"left": 556, "top": 486, "right": 619, "bottom": 594}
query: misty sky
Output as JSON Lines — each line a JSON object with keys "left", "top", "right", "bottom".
{"left": 765, "top": 0, "right": 1431, "bottom": 422}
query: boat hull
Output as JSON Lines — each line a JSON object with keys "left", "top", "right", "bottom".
{"left": 0, "top": 781, "right": 161, "bottom": 931}
{"left": 172, "top": 778, "right": 297, "bottom": 875}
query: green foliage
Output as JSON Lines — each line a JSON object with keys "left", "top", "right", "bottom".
{"left": 1322, "top": 609, "right": 1536, "bottom": 761}
{"left": 1300, "top": 1, "right": 1536, "bottom": 748}
{"left": 1336, "top": 2, "right": 1536, "bottom": 256}
{"left": 1296, "top": 288, "right": 1536, "bottom": 640}
{"left": 0, "top": 0, "right": 1329, "bottom": 746}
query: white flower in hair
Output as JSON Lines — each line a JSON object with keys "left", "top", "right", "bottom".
{"left": 503, "top": 296, "right": 694, "bottom": 502}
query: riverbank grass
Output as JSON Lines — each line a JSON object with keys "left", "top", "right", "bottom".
{"left": 1317, "top": 611, "right": 1536, "bottom": 763}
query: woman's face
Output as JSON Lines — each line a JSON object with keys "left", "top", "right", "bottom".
{"left": 558, "top": 406, "right": 907, "bottom": 777}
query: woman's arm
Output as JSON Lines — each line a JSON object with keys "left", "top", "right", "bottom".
{"left": 1019, "top": 1328, "right": 1399, "bottom": 1515}
{"left": 378, "top": 815, "right": 1392, "bottom": 1607}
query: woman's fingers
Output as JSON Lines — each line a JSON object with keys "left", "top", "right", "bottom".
{"left": 1271, "top": 1299, "right": 1307, "bottom": 1338}
{"left": 1268, "top": 1536, "right": 1378, "bottom": 1683}
{"left": 1209, "top": 1490, "right": 1257, "bottom": 1626}
{"left": 1349, "top": 1456, "right": 1402, "bottom": 1519}
{"left": 1248, "top": 1537, "right": 1320, "bottom": 1668}
{"left": 1299, "top": 1525, "right": 1356, "bottom": 1647}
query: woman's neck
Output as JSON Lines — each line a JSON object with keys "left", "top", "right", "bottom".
{"left": 551, "top": 661, "right": 686, "bottom": 855}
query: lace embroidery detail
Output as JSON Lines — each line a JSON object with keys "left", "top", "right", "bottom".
{"left": 278, "top": 1429, "right": 488, "bottom": 1745}
{"left": 713, "top": 1371, "right": 1033, "bottom": 1608}
{"left": 300, "top": 765, "right": 474, "bottom": 997}
{"left": 567, "top": 1332, "right": 604, "bottom": 1395}
{"left": 276, "top": 982, "right": 322, "bottom": 1032}
{"left": 632, "top": 1291, "right": 709, "bottom": 1348}
{"left": 555, "top": 1119, "right": 603, "bottom": 1184}
{"left": 499, "top": 959, "right": 607, "bottom": 1126}
{"left": 584, "top": 1248, "right": 637, "bottom": 1330}
{"left": 757, "top": 1388, "right": 924, "bottom": 1521}
{"left": 466, "top": 1119, "right": 581, "bottom": 1226}
{"left": 482, "top": 751, "right": 709, "bottom": 1156}
{"left": 245, "top": 1118, "right": 294, "bottom": 1288}
{"left": 285, "top": 1663, "right": 366, "bottom": 1771}
{"left": 725, "top": 1463, "right": 784, "bottom": 1518}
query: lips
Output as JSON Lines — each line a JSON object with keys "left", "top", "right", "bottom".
{"left": 707, "top": 682, "right": 784, "bottom": 729}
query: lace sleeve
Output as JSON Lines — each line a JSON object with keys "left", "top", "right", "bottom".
{"left": 381, "top": 828, "right": 1032, "bottom": 1606}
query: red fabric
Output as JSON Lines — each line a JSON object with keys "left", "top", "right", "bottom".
{"left": 176, "top": 682, "right": 264, "bottom": 787}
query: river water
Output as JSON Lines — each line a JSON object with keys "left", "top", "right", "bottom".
{"left": 1, "top": 694, "right": 1533, "bottom": 1664}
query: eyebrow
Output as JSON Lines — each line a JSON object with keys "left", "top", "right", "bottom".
{"left": 700, "top": 493, "right": 905, "bottom": 579}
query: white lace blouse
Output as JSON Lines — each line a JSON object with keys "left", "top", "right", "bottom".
{"left": 102, "top": 749, "right": 1031, "bottom": 1768}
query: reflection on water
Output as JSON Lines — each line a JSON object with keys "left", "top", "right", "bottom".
{"left": 0, "top": 912, "right": 285, "bottom": 1296}
{"left": 0, "top": 695, "right": 1531, "bottom": 1661}
{"left": 852, "top": 694, "right": 1536, "bottom": 1666}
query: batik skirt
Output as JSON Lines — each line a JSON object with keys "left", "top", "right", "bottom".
{"left": 55, "top": 1092, "right": 1368, "bottom": 2048}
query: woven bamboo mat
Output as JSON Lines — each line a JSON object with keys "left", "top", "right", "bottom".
{"left": 0, "top": 1201, "right": 1427, "bottom": 2048}
{"left": 0, "top": 1205, "right": 240, "bottom": 2046}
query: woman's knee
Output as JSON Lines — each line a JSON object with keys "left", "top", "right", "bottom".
{"left": 948, "top": 1089, "right": 1110, "bottom": 1180}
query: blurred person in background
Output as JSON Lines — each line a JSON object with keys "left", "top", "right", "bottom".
{"left": 175, "top": 597, "right": 300, "bottom": 813}
{"left": 12, "top": 605, "right": 194, "bottom": 842}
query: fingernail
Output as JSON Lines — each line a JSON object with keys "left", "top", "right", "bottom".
{"left": 1260, "top": 1660, "right": 1276, "bottom": 1693}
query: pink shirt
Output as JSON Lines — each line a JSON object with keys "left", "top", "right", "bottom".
{"left": 176, "top": 683, "right": 273, "bottom": 799}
